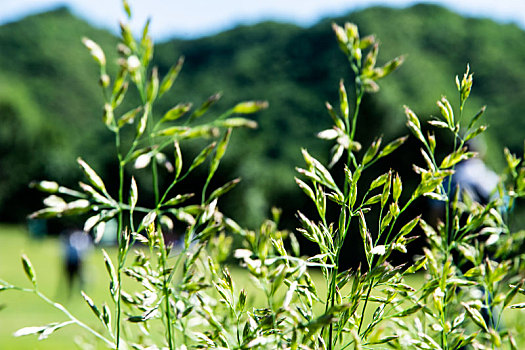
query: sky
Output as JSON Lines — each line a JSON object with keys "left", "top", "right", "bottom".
{"left": 1, "top": 0, "right": 525, "bottom": 41}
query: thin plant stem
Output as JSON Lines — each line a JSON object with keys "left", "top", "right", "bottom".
{"left": 327, "top": 82, "right": 364, "bottom": 350}
{"left": 20, "top": 287, "right": 117, "bottom": 348}
{"left": 358, "top": 277, "right": 374, "bottom": 335}
{"left": 115, "top": 130, "right": 125, "bottom": 350}
{"left": 161, "top": 246, "right": 174, "bottom": 349}
{"left": 349, "top": 90, "right": 363, "bottom": 143}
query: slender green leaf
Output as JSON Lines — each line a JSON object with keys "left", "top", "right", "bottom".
{"left": 129, "top": 177, "right": 138, "bottom": 211}
{"left": 81, "top": 37, "right": 106, "bottom": 66}
{"left": 77, "top": 158, "right": 108, "bottom": 194}
{"left": 397, "top": 216, "right": 420, "bottom": 239}
{"left": 155, "top": 126, "right": 190, "bottom": 137}
{"left": 510, "top": 302, "right": 525, "bottom": 309}
{"left": 440, "top": 148, "right": 475, "bottom": 169}
{"left": 232, "top": 100, "right": 268, "bottom": 114}
{"left": 381, "top": 171, "right": 392, "bottom": 208}
{"left": 21, "top": 255, "right": 37, "bottom": 287}
{"left": 118, "top": 106, "right": 142, "bottom": 127}
{"left": 14, "top": 326, "right": 47, "bottom": 337}
{"left": 462, "top": 302, "right": 488, "bottom": 331}
{"left": 377, "top": 135, "right": 407, "bottom": 159}
{"left": 160, "top": 103, "right": 192, "bottom": 122}
{"left": 188, "top": 142, "right": 216, "bottom": 174}
{"left": 208, "top": 128, "right": 231, "bottom": 183}
{"left": 428, "top": 119, "right": 449, "bottom": 129}
{"left": 146, "top": 67, "right": 159, "bottom": 103}
{"left": 159, "top": 56, "right": 184, "bottom": 97}
{"left": 467, "top": 105, "right": 486, "bottom": 130}
{"left": 364, "top": 194, "right": 381, "bottom": 205}
{"left": 81, "top": 291, "right": 101, "bottom": 319}
{"left": 464, "top": 125, "right": 487, "bottom": 142}
{"left": 190, "top": 93, "right": 222, "bottom": 121}
{"left": 136, "top": 106, "right": 149, "bottom": 138}
{"left": 102, "top": 249, "right": 117, "bottom": 284}
{"left": 392, "top": 173, "right": 402, "bottom": 202}
{"left": 295, "top": 177, "right": 316, "bottom": 202}
{"left": 164, "top": 193, "right": 194, "bottom": 206}
{"left": 437, "top": 97, "right": 454, "bottom": 127}
{"left": 505, "top": 282, "right": 524, "bottom": 308}
{"left": 208, "top": 178, "right": 241, "bottom": 202}
{"left": 339, "top": 79, "right": 349, "bottom": 120}
{"left": 363, "top": 137, "right": 382, "bottom": 165}
{"left": 216, "top": 118, "right": 258, "bottom": 129}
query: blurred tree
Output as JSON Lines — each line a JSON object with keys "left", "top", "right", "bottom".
{"left": 1, "top": 4, "right": 524, "bottom": 233}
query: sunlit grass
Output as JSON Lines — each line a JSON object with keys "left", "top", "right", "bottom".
{"left": 2, "top": 225, "right": 524, "bottom": 349}
{"left": 0, "top": 224, "right": 116, "bottom": 349}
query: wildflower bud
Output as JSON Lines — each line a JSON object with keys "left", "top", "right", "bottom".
{"left": 99, "top": 74, "right": 110, "bottom": 88}
{"left": 134, "top": 153, "right": 152, "bottom": 169}
{"left": 117, "top": 43, "right": 131, "bottom": 56}
{"left": 428, "top": 132, "right": 436, "bottom": 153}
{"left": 317, "top": 128, "right": 339, "bottom": 140}
{"left": 363, "top": 43, "right": 379, "bottom": 71}
{"left": 437, "top": 97, "right": 454, "bottom": 127}
{"left": 160, "top": 215, "right": 174, "bottom": 230}
{"left": 63, "top": 199, "right": 91, "bottom": 215}
{"left": 156, "top": 152, "right": 174, "bottom": 173}
{"left": 21, "top": 254, "right": 37, "bottom": 287}
{"left": 103, "top": 103, "right": 114, "bottom": 128}
{"left": 371, "top": 245, "right": 386, "bottom": 256}
{"left": 457, "top": 64, "right": 473, "bottom": 104}
{"left": 361, "top": 78, "right": 379, "bottom": 93}
{"left": 332, "top": 23, "right": 351, "bottom": 57}
{"left": 232, "top": 101, "right": 269, "bottom": 114}
{"left": 81, "top": 37, "right": 106, "bottom": 66}
{"left": 332, "top": 23, "right": 348, "bottom": 45}
{"left": 433, "top": 287, "right": 445, "bottom": 312}
{"left": 345, "top": 22, "right": 360, "bottom": 42}
{"left": 30, "top": 180, "right": 59, "bottom": 193}
{"left": 120, "top": 22, "right": 136, "bottom": 50}
{"left": 136, "top": 107, "right": 149, "bottom": 138}
{"left": 219, "top": 118, "right": 258, "bottom": 129}
{"left": 147, "top": 67, "right": 159, "bottom": 102}
{"left": 127, "top": 55, "right": 141, "bottom": 72}
{"left": 159, "top": 57, "right": 185, "bottom": 98}
{"left": 339, "top": 79, "right": 349, "bottom": 120}
{"left": 238, "top": 289, "right": 247, "bottom": 312}
{"left": 43, "top": 195, "right": 66, "bottom": 209}
{"left": 380, "top": 55, "right": 405, "bottom": 78}
{"left": 142, "top": 36, "right": 154, "bottom": 67}
{"left": 404, "top": 105, "right": 420, "bottom": 129}
{"left": 359, "top": 34, "right": 376, "bottom": 49}
{"left": 353, "top": 47, "right": 362, "bottom": 62}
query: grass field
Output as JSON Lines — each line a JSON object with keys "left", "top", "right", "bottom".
{"left": 0, "top": 224, "right": 117, "bottom": 349}
{"left": 1, "top": 224, "right": 524, "bottom": 349}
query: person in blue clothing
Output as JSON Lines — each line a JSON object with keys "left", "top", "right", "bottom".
{"left": 433, "top": 140, "right": 502, "bottom": 333}
{"left": 447, "top": 154, "right": 499, "bottom": 207}
{"left": 430, "top": 140, "right": 500, "bottom": 233}
{"left": 62, "top": 229, "right": 91, "bottom": 296}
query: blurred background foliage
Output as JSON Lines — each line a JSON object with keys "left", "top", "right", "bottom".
{"left": 0, "top": 4, "right": 524, "bottom": 239}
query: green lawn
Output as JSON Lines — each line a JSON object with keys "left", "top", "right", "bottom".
{"left": 1, "top": 224, "right": 524, "bottom": 349}
{"left": 0, "top": 224, "right": 117, "bottom": 349}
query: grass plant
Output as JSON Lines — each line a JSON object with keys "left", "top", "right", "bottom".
{"left": 1, "top": 1, "right": 525, "bottom": 349}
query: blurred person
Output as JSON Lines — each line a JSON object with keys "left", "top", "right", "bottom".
{"left": 430, "top": 139, "right": 499, "bottom": 227}
{"left": 62, "top": 229, "right": 91, "bottom": 297}
{"left": 430, "top": 139, "right": 501, "bottom": 332}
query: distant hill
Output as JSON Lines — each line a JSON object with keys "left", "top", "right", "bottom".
{"left": 0, "top": 4, "right": 524, "bottom": 228}
{"left": 0, "top": 7, "right": 119, "bottom": 221}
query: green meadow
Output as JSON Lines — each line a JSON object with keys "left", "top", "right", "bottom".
{"left": 2, "top": 225, "right": 525, "bottom": 349}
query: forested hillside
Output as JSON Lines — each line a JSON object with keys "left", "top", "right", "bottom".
{"left": 1, "top": 4, "right": 524, "bottom": 228}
